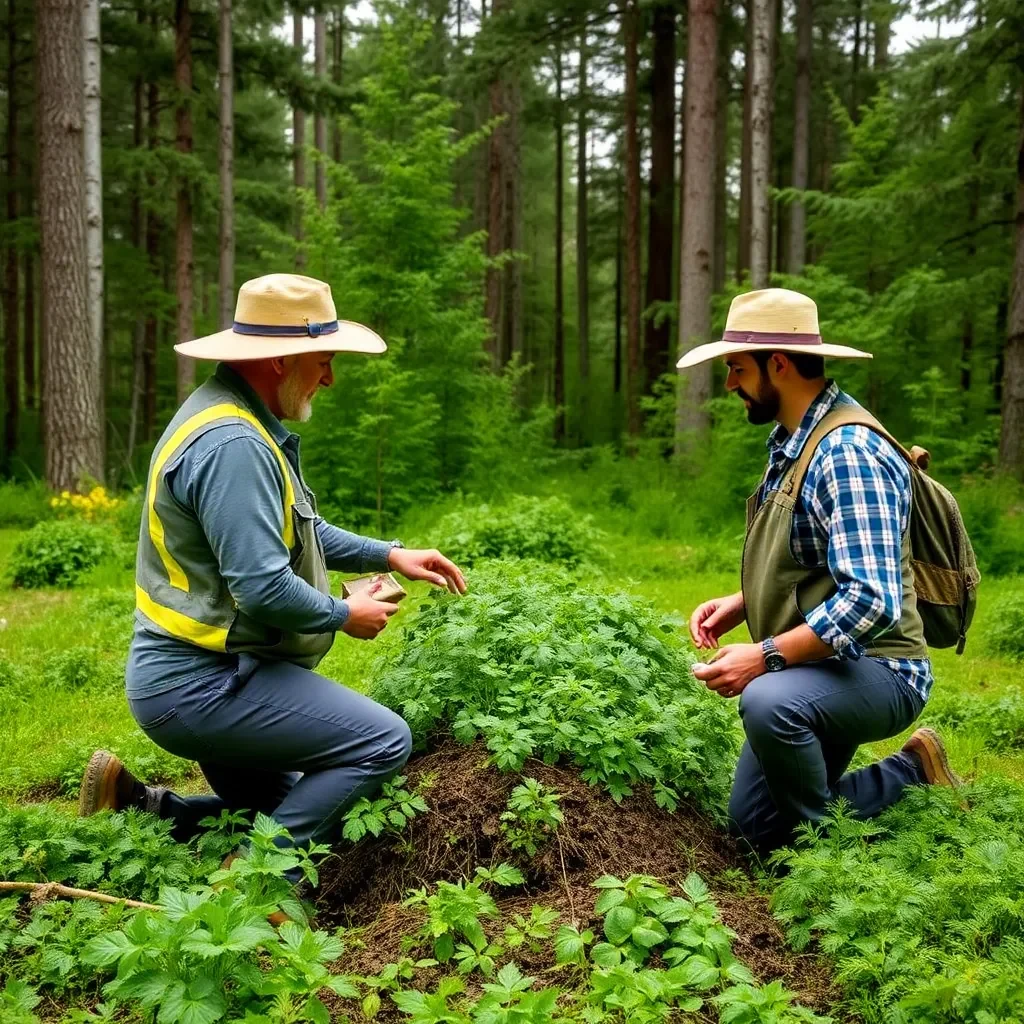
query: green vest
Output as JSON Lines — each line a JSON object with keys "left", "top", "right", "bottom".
{"left": 741, "top": 405, "right": 928, "bottom": 660}
{"left": 135, "top": 376, "right": 335, "bottom": 669}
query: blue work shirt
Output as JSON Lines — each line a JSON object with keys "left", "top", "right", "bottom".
{"left": 126, "top": 364, "right": 394, "bottom": 697}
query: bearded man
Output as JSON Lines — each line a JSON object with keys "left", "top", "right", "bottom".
{"left": 682, "top": 288, "right": 960, "bottom": 856}
{"left": 79, "top": 274, "right": 465, "bottom": 871}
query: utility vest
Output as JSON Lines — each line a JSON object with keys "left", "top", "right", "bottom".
{"left": 741, "top": 405, "right": 928, "bottom": 661}
{"left": 135, "top": 377, "right": 335, "bottom": 669}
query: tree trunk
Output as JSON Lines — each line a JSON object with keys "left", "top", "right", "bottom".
{"left": 998, "top": 85, "right": 1024, "bottom": 479}
{"left": 293, "top": 8, "right": 306, "bottom": 262}
{"left": 38, "top": 0, "right": 102, "bottom": 490}
{"left": 961, "top": 136, "right": 982, "bottom": 393}
{"left": 676, "top": 0, "right": 718, "bottom": 453}
{"left": 553, "top": 43, "right": 565, "bottom": 443}
{"left": 713, "top": 34, "right": 728, "bottom": 293}
{"left": 22, "top": 248, "right": 34, "bottom": 411}
{"left": 314, "top": 12, "right": 327, "bottom": 210}
{"left": 576, "top": 30, "right": 590, "bottom": 441}
{"left": 850, "top": 0, "right": 862, "bottom": 119}
{"left": 83, "top": 0, "right": 104, "bottom": 467}
{"left": 614, "top": 168, "right": 623, "bottom": 396}
{"left": 484, "top": 0, "right": 510, "bottom": 369}
{"left": 874, "top": 8, "right": 889, "bottom": 69}
{"left": 504, "top": 74, "right": 522, "bottom": 364}
{"left": 789, "top": 0, "right": 811, "bottom": 273}
{"left": 736, "top": 0, "right": 753, "bottom": 282}
{"left": 4, "top": 0, "right": 19, "bottom": 466}
{"left": 128, "top": 18, "right": 146, "bottom": 464}
{"left": 749, "top": 0, "right": 775, "bottom": 289}
{"left": 175, "top": 0, "right": 194, "bottom": 402}
{"left": 144, "top": 69, "right": 160, "bottom": 442}
{"left": 331, "top": 8, "right": 344, "bottom": 163}
{"left": 643, "top": 3, "right": 677, "bottom": 393}
{"left": 624, "top": 0, "right": 643, "bottom": 439}
{"left": 218, "top": 0, "right": 234, "bottom": 329}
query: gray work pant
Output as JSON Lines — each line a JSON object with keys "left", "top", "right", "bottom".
{"left": 126, "top": 655, "right": 412, "bottom": 861}
{"left": 728, "top": 656, "right": 925, "bottom": 855}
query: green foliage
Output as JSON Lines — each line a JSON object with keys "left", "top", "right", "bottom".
{"left": 955, "top": 480, "right": 1024, "bottom": 578}
{"left": 371, "top": 561, "right": 739, "bottom": 811}
{"left": 499, "top": 778, "right": 563, "bottom": 856}
{"left": 502, "top": 905, "right": 559, "bottom": 954}
{"left": 341, "top": 774, "right": 429, "bottom": 842}
{"left": 985, "top": 593, "right": 1024, "bottom": 662}
{"left": 770, "top": 783, "right": 1024, "bottom": 1021}
{"left": 714, "top": 980, "right": 831, "bottom": 1024}
{"left": 9, "top": 519, "right": 108, "bottom": 588}
{"left": 433, "top": 496, "right": 603, "bottom": 569}
{"left": 923, "top": 686, "right": 1024, "bottom": 751}
{"left": 0, "top": 481, "right": 52, "bottom": 529}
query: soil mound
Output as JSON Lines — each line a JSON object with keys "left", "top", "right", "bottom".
{"left": 315, "top": 740, "right": 839, "bottom": 1013}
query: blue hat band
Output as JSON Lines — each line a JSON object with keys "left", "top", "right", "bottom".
{"left": 232, "top": 320, "right": 340, "bottom": 339}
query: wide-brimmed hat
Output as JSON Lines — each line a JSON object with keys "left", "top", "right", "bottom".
{"left": 676, "top": 288, "right": 871, "bottom": 370}
{"left": 174, "top": 273, "right": 386, "bottom": 361}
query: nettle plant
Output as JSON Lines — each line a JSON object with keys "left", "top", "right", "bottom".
{"left": 342, "top": 774, "right": 430, "bottom": 843}
{"left": 499, "top": 778, "right": 563, "bottom": 856}
{"left": 371, "top": 561, "right": 739, "bottom": 813}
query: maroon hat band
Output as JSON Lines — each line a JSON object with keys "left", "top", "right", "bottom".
{"left": 722, "top": 330, "right": 822, "bottom": 347}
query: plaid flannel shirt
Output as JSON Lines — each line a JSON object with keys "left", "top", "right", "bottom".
{"left": 758, "top": 381, "right": 933, "bottom": 702}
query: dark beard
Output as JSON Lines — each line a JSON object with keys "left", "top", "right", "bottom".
{"left": 737, "top": 385, "right": 780, "bottom": 426}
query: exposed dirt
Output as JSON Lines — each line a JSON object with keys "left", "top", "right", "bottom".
{"left": 316, "top": 739, "right": 841, "bottom": 1020}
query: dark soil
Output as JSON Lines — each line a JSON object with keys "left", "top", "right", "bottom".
{"left": 316, "top": 739, "right": 841, "bottom": 1020}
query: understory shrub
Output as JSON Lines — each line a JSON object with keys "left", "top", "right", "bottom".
{"left": 922, "top": 687, "right": 1024, "bottom": 751}
{"left": 771, "top": 781, "right": 1024, "bottom": 1022}
{"left": 985, "top": 592, "right": 1024, "bottom": 662}
{"left": 0, "top": 480, "right": 52, "bottom": 529}
{"left": 433, "top": 496, "right": 604, "bottom": 569}
{"left": 9, "top": 520, "right": 108, "bottom": 588}
{"left": 371, "top": 560, "right": 740, "bottom": 812}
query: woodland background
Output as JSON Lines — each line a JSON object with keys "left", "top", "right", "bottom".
{"left": 3, "top": 0, "right": 1024, "bottom": 542}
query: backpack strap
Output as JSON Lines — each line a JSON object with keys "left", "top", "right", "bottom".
{"left": 781, "top": 404, "right": 915, "bottom": 498}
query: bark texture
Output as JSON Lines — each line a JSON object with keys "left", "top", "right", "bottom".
{"left": 293, "top": 9, "right": 306, "bottom": 263}
{"left": 676, "top": 0, "right": 718, "bottom": 452}
{"left": 4, "top": 0, "right": 19, "bottom": 464}
{"left": 175, "top": 0, "right": 195, "bottom": 401}
{"left": 623, "top": 0, "right": 642, "bottom": 438}
{"left": 143, "top": 66, "right": 160, "bottom": 441}
{"left": 736, "top": 0, "right": 753, "bottom": 281}
{"left": 219, "top": 0, "right": 234, "bottom": 329}
{"left": 713, "top": 34, "right": 729, "bottom": 293}
{"left": 553, "top": 44, "right": 565, "bottom": 442}
{"left": 314, "top": 12, "right": 327, "bottom": 210}
{"left": 749, "top": 0, "right": 776, "bottom": 288}
{"left": 789, "top": 0, "right": 811, "bottom": 273}
{"left": 643, "top": 4, "right": 677, "bottom": 393}
{"left": 999, "top": 85, "right": 1024, "bottom": 479}
{"left": 83, "top": 0, "right": 104, "bottom": 459}
{"left": 576, "top": 32, "right": 590, "bottom": 440}
{"left": 37, "top": 0, "right": 103, "bottom": 490}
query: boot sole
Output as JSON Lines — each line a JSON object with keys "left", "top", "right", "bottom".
{"left": 907, "top": 728, "right": 962, "bottom": 788}
{"left": 78, "top": 750, "right": 123, "bottom": 816}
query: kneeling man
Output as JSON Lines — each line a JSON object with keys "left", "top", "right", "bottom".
{"left": 80, "top": 274, "right": 465, "bottom": 867}
{"left": 684, "top": 288, "right": 959, "bottom": 855}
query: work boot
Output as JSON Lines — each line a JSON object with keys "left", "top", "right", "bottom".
{"left": 78, "top": 750, "right": 166, "bottom": 817}
{"left": 901, "top": 728, "right": 963, "bottom": 788}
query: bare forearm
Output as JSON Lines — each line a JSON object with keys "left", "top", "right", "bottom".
{"left": 774, "top": 623, "right": 834, "bottom": 666}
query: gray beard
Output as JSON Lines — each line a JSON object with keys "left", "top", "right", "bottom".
{"left": 278, "top": 372, "right": 313, "bottom": 422}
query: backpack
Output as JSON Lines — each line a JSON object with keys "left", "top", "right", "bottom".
{"left": 790, "top": 406, "right": 980, "bottom": 654}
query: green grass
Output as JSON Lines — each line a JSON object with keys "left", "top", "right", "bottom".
{"left": 2, "top": 512, "right": 1023, "bottom": 805}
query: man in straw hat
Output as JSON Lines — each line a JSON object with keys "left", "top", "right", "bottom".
{"left": 683, "top": 288, "right": 959, "bottom": 856}
{"left": 79, "top": 274, "right": 466, "bottom": 878}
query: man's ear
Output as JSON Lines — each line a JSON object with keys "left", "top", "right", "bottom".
{"left": 769, "top": 352, "right": 790, "bottom": 379}
{"left": 269, "top": 356, "right": 288, "bottom": 379}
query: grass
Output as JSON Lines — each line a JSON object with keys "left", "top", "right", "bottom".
{"left": 2, "top": 508, "right": 1023, "bottom": 805}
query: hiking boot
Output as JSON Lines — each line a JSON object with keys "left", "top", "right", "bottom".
{"left": 902, "top": 728, "right": 963, "bottom": 788}
{"left": 78, "top": 750, "right": 166, "bottom": 817}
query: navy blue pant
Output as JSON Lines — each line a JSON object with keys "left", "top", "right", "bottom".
{"left": 127, "top": 655, "right": 412, "bottom": 857}
{"left": 728, "top": 656, "right": 925, "bottom": 855}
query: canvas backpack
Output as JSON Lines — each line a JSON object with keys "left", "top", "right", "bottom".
{"left": 790, "top": 405, "right": 981, "bottom": 654}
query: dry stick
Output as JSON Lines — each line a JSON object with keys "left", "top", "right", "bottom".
{"left": 0, "top": 881, "right": 161, "bottom": 911}
{"left": 555, "top": 831, "right": 577, "bottom": 927}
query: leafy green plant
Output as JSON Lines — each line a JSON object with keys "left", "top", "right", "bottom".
{"left": 372, "top": 561, "right": 739, "bottom": 812}
{"left": 503, "top": 905, "right": 559, "bottom": 954}
{"left": 714, "top": 981, "right": 833, "bottom": 1024}
{"left": 922, "top": 685, "right": 1024, "bottom": 751}
{"left": 0, "top": 978, "right": 42, "bottom": 1024}
{"left": 985, "top": 593, "right": 1024, "bottom": 662}
{"left": 9, "top": 519, "right": 109, "bottom": 588}
{"left": 358, "top": 956, "right": 439, "bottom": 1020}
{"left": 433, "top": 496, "right": 603, "bottom": 569}
{"left": 499, "top": 778, "right": 563, "bottom": 856}
{"left": 342, "top": 774, "right": 429, "bottom": 843}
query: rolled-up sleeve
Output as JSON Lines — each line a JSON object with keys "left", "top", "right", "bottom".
{"left": 802, "top": 441, "right": 909, "bottom": 658}
{"left": 177, "top": 432, "right": 349, "bottom": 633}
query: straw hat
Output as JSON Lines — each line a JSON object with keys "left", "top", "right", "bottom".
{"left": 676, "top": 288, "right": 871, "bottom": 370}
{"left": 174, "top": 274, "right": 386, "bottom": 361}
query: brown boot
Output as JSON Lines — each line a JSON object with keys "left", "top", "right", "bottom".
{"left": 902, "top": 728, "right": 963, "bottom": 788}
{"left": 78, "top": 750, "right": 166, "bottom": 817}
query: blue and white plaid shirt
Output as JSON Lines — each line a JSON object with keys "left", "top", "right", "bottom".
{"left": 758, "top": 381, "right": 933, "bottom": 702}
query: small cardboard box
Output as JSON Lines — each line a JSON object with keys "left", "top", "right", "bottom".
{"left": 341, "top": 572, "right": 407, "bottom": 605}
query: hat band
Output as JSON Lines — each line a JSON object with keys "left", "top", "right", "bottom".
{"left": 723, "top": 330, "right": 821, "bottom": 347}
{"left": 233, "top": 319, "right": 340, "bottom": 339}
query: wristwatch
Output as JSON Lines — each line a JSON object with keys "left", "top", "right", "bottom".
{"left": 761, "top": 636, "right": 787, "bottom": 672}
{"left": 389, "top": 539, "right": 405, "bottom": 550}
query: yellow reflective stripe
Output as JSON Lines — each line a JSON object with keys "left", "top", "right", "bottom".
{"left": 148, "top": 403, "right": 297, "bottom": 591}
{"left": 135, "top": 584, "right": 229, "bottom": 652}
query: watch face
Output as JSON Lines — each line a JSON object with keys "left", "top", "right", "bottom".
{"left": 765, "top": 652, "right": 787, "bottom": 672}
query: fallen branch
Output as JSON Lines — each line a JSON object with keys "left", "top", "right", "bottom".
{"left": 0, "top": 880, "right": 161, "bottom": 911}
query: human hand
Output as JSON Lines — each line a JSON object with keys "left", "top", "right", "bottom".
{"left": 341, "top": 590, "right": 399, "bottom": 640}
{"left": 388, "top": 547, "right": 467, "bottom": 595}
{"left": 688, "top": 591, "right": 746, "bottom": 650}
{"left": 691, "top": 643, "right": 766, "bottom": 699}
